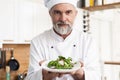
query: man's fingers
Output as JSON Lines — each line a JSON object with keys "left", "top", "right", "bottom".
{"left": 39, "top": 60, "right": 46, "bottom": 66}
{"left": 79, "top": 61, "right": 84, "bottom": 67}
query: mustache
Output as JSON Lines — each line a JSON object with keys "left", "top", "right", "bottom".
{"left": 56, "top": 21, "right": 70, "bottom": 25}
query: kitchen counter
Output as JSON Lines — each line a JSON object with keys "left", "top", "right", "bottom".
{"left": 104, "top": 61, "right": 120, "bottom": 65}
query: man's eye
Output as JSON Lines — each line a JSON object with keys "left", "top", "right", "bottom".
{"left": 66, "top": 10, "right": 72, "bottom": 15}
{"left": 54, "top": 11, "right": 61, "bottom": 15}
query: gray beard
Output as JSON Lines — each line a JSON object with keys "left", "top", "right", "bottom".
{"left": 53, "top": 23, "right": 72, "bottom": 35}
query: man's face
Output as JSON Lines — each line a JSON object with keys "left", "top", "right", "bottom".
{"left": 49, "top": 3, "right": 77, "bottom": 35}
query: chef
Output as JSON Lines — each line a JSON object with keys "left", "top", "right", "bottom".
{"left": 25, "top": 0, "right": 101, "bottom": 80}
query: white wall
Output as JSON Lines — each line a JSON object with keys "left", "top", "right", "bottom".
{"left": 90, "top": 9, "right": 120, "bottom": 80}
{"left": 0, "top": 0, "right": 52, "bottom": 43}
{"left": 112, "top": 9, "right": 120, "bottom": 61}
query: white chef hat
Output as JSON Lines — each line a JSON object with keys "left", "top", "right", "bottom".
{"left": 44, "top": 0, "right": 78, "bottom": 10}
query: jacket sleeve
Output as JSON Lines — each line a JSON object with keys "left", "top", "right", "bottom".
{"left": 25, "top": 39, "right": 44, "bottom": 80}
{"left": 83, "top": 36, "right": 101, "bottom": 80}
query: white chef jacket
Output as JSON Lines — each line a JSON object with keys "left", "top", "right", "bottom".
{"left": 25, "top": 27, "right": 101, "bottom": 80}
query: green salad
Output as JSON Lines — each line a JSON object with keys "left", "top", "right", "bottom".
{"left": 47, "top": 56, "right": 76, "bottom": 69}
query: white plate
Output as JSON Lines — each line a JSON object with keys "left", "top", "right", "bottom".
{"left": 41, "top": 60, "right": 81, "bottom": 73}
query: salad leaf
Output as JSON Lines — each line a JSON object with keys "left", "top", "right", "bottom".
{"left": 47, "top": 56, "right": 75, "bottom": 69}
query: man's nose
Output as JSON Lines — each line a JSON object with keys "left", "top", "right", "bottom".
{"left": 59, "top": 14, "right": 67, "bottom": 21}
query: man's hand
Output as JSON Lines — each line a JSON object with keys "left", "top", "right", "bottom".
{"left": 70, "top": 61, "right": 85, "bottom": 80}
{"left": 71, "top": 68, "right": 85, "bottom": 80}
{"left": 42, "top": 69, "right": 60, "bottom": 80}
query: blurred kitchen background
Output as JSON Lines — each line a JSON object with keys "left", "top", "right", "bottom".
{"left": 0, "top": 0, "right": 120, "bottom": 80}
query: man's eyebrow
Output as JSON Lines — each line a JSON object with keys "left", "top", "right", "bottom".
{"left": 53, "top": 10, "right": 61, "bottom": 12}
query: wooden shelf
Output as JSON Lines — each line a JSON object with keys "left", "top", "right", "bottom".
{"left": 104, "top": 61, "right": 120, "bottom": 65}
{"left": 83, "top": 2, "right": 120, "bottom": 11}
